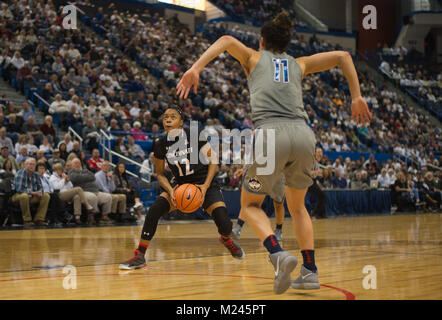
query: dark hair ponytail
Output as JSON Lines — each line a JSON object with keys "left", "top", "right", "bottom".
{"left": 261, "top": 11, "right": 293, "bottom": 53}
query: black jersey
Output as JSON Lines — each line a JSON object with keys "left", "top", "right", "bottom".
{"left": 154, "top": 126, "right": 211, "bottom": 185}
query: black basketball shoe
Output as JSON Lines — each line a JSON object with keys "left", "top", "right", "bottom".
{"left": 219, "top": 236, "right": 245, "bottom": 259}
{"left": 119, "top": 250, "right": 147, "bottom": 270}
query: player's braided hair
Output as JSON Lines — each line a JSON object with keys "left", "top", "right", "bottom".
{"left": 261, "top": 11, "right": 293, "bottom": 53}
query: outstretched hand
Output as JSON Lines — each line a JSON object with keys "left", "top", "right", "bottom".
{"left": 176, "top": 67, "right": 200, "bottom": 99}
{"left": 351, "top": 96, "right": 372, "bottom": 126}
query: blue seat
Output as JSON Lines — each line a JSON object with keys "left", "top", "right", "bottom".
{"left": 135, "top": 140, "right": 152, "bottom": 154}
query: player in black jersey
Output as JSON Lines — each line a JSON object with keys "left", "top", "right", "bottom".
{"left": 120, "top": 107, "right": 244, "bottom": 270}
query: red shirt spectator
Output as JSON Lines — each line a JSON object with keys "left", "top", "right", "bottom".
{"left": 17, "top": 63, "right": 32, "bottom": 79}
{"left": 39, "top": 116, "right": 56, "bottom": 140}
{"left": 87, "top": 149, "right": 103, "bottom": 172}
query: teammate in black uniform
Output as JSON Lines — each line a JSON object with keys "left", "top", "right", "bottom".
{"left": 120, "top": 107, "right": 244, "bottom": 269}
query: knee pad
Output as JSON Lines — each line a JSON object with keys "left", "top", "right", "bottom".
{"left": 211, "top": 206, "right": 232, "bottom": 237}
{"left": 141, "top": 196, "right": 170, "bottom": 241}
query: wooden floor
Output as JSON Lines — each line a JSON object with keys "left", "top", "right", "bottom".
{"left": 0, "top": 213, "right": 441, "bottom": 300}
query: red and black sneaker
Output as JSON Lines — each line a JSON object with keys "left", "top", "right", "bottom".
{"left": 119, "top": 250, "right": 147, "bottom": 270}
{"left": 219, "top": 236, "right": 245, "bottom": 259}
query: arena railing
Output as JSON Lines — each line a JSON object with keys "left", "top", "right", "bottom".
{"left": 98, "top": 129, "right": 151, "bottom": 182}
{"left": 68, "top": 126, "right": 83, "bottom": 148}
{"left": 66, "top": 127, "right": 151, "bottom": 183}
{"left": 99, "top": 139, "right": 150, "bottom": 184}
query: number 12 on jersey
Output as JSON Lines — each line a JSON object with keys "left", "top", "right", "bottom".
{"left": 272, "top": 58, "right": 289, "bottom": 83}
{"left": 174, "top": 158, "right": 194, "bottom": 176}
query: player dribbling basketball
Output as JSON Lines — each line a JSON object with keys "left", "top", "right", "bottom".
{"left": 177, "top": 11, "right": 371, "bottom": 294}
{"left": 120, "top": 107, "right": 244, "bottom": 270}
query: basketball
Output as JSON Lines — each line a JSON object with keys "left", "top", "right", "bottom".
{"left": 174, "top": 184, "right": 203, "bottom": 213}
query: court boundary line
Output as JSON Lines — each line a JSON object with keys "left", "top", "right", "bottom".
{"left": 0, "top": 272, "right": 355, "bottom": 300}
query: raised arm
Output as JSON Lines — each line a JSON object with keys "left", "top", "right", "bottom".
{"left": 296, "top": 51, "right": 372, "bottom": 125}
{"left": 177, "top": 35, "right": 258, "bottom": 99}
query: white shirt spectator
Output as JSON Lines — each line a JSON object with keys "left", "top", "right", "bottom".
{"left": 50, "top": 99, "right": 70, "bottom": 114}
{"left": 377, "top": 173, "right": 390, "bottom": 188}
{"left": 387, "top": 173, "right": 396, "bottom": 186}
{"left": 10, "top": 55, "right": 25, "bottom": 69}
{"left": 130, "top": 106, "right": 141, "bottom": 119}
{"left": 49, "top": 172, "right": 74, "bottom": 192}
{"left": 25, "top": 143, "right": 39, "bottom": 155}
{"left": 68, "top": 47, "right": 81, "bottom": 59}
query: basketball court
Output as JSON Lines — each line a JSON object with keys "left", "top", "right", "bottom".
{"left": 1, "top": 213, "right": 440, "bottom": 300}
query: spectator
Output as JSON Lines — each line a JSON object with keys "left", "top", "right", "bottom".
{"left": 113, "top": 162, "right": 143, "bottom": 221}
{"left": 11, "top": 158, "right": 49, "bottom": 226}
{"left": 227, "top": 167, "right": 241, "bottom": 189}
{"left": 18, "top": 101, "right": 35, "bottom": 124}
{"left": 49, "top": 94, "right": 70, "bottom": 123}
{"left": 39, "top": 115, "right": 56, "bottom": 142}
{"left": 16, "top": 146, "right": 28, "bottom": 164}
{"left": 0, "top": 127, "right": 15, "bottom": 155}
{"left": 332, "top": 169, "right": 347, "bottom": 189}
{"left": 25, "top": 135, "right": 38, "bottom": 156}
{"left": 141, "top": 111, "right": 155, "bottom": 132}
{"left": 50, "top": 163, "right": 95, "bottom": 225}
{"left": 114, "top": 136, "right": 130, "bottom": 158}
{"left": 82, "top": 117, "right": 99, "bottom": 152}
{"left": 0, "top": 146, "right": 19, "bottom": 171}
{"left": 36, "top": 162, "right": 68, "bottom": 225}
{"left": 36, "top": 149, "right": 48, "bottom": 165}
{"left": 140, "top": 152, "right": 156, "bottom": 182}
{"left": 420, "top": 171, "right": 441, "bottom": 211}
{"left": 130, "top": 121, "right": 147, "bottom": 141}
{"left": 87, "top": 149, "right": 103, "bottom": 173}
{"left": 2, "top": 158, "right": 17, "bottom": 176}
{"left": 387, "top": 168, "right": 396, "bottom": 186}
{"left": 16, "top": 60, "right": 33, "bottom": 92}
{"left": 14, "top": 134, "right": 27, "bottom": 156}
{"left": 58, "top": 142, "right": 69, "bottom": 161}
{"left": 23, "top": 116, "right": 43, "bottom": 145}
{"left": 59, "top": 134, "right": 73, "bottom": 153}
{"left": 6, "top": 114, "right": 23, "bottom": 136}
{"left": 48, "top": 149, "right": 65, "bottom": 168}
{"left": 350, "top": 171, "right": 369, "bottom": 190}
{"left": 95, "top": 161, "right": 126, "bottom": 220}
{"left": 377, "top": 168, "right": 390, "bottom": 188}
{"left": 39, "top": 136, "right": 53, "bottom": 154}
{"left": 391, "top": 171, "right": 415, "bottom": 212}
{"left": 127, "top": 135, "right": 145, "bottom": 161}
{"left": 319, "top": 167, "right": 333, "bottom": 189}
{"left": 70, "top": 141, "right": 81, "bottom": 159}
{"left": 68, "top": 158, "right": 113, "bottom": 224}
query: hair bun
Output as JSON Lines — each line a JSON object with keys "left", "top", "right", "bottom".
{"left": 273, "top": 11, "right": 293, "bottom": 30}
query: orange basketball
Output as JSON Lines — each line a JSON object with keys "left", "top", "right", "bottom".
{"left": 174, "top": 184, "right": 203, "bottom": 213}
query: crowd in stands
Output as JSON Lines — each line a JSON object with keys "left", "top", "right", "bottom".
{"left": 1, "top": 144, "right": 145, "bottom": 226}
{"left": 0, "top": 0, "right": 440, "bottom": 227}
{"left": 213, "top": 0, "right": 309, "bottom": 28}
{"left": 375, "top": 43, "right": 442, "bottom": 119}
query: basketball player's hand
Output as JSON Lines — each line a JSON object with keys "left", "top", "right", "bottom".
{"left": 196, "top": 184, "right": 207, "bottom": 203}
{"left": 351, "top": 96, "right": 372, "bottom": 126}
{"left": 176, "top": 67, "right": 199, "bottom": 99}
{"left": 170, "top": 186, "right": 178, "bottom": 206}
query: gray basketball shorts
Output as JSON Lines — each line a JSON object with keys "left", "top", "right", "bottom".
{"left": 243, "top": 119, "right": 316, "bottom": 203}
